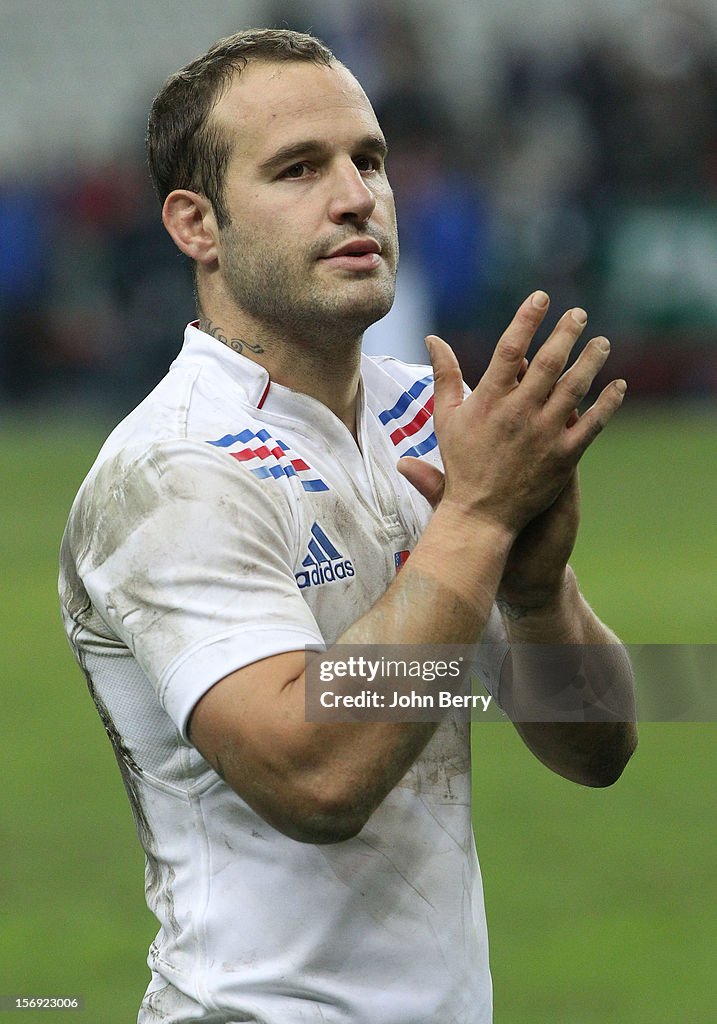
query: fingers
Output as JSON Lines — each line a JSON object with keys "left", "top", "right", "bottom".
{"left": 545, "top": 335, "right": 612, "bottom": 422}
{"left": 564, "top": 378, "right": 627, "bottom": 456}
{"left": 517, "top": 306, "right": 590, "bottom": 403}
{"left": 427, "top": 297, "right": 625, "bottom": 470}
{"left": 481, "top": 291, "right": 551, "bottom": 393}
{"left": 493, "top": 296, "right": 627, "bottom": 458}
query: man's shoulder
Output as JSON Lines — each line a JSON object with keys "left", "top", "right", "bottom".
{"left": 62, "top": 433, "right": 293, "bottom": 589}
{"left": 66, "top": 363, "right": 288, "bottom": 557}
{"left": 85, "top": 345, "right": 268, "bottom": 484}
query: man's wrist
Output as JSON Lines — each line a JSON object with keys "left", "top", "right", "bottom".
{"left": 433, "top": 500, "right": 518, "bottom": 551}
{"left": 498, "top": 567, "right": 582, "bottom": 641}
{"left": 406, "top": 502, "right": 516, "bottom": 619}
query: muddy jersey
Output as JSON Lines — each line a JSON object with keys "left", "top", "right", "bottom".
{"left": 59, "top": 324, "right": 506, "bottom": 1024}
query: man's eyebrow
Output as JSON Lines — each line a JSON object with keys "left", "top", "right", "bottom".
{"left": 258, "top": 134, "right": 388, "bottom": 174}
{"left": 356, "top": 134, "right": 389, "bottom": 158}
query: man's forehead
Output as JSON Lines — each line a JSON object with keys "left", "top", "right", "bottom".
{"left": 212, "top": 61, "right": 380, "bottom": 152}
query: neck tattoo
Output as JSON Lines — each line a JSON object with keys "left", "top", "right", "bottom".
{"left": 199, "top": 316, "right": 265, "bottom": 355}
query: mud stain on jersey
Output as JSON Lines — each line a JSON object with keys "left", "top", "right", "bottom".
{"left": 397, "top": 717, "right": 471, "bottom": 802}
{"left": 69, "top": 451, "right": 166, "bottom": 570}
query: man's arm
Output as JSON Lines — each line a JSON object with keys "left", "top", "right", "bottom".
{"left": 189, "top": 293, "right": 627, "bottom": 843}
{"left": 493, "top": 454, "right": 637, "bottom": 786}
{"left": 497, "top": 564, "right": 638, "bottom": 787}
{"left": 189, "top": 508, "right": 512, "bottom": 844}
{"left": 403, "top": 351, "right": 637, "bottom": 789}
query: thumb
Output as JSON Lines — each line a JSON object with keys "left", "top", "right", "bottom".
{"left": 397, "top": 456, "right": 445, "bottom": 509}
{"left": 426, "top": 334, "right": 465, "bottom": 428}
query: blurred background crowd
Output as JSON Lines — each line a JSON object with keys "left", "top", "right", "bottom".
{"left": 2, "top": 0, "right": 717, "bottom": 414}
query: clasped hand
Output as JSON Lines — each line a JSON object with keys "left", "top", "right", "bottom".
{"left": 398, "top": 291, "right": 627, "bottom": 610}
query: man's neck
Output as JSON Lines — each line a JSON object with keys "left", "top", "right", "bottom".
{"left": 197, "top": 312, "right": 363, "bottom": 440}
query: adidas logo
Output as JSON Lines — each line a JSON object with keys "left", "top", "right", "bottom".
{"left": 295, "top": 522, "right": 355, "bottom": 590}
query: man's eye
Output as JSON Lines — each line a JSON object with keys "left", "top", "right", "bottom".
{"left": 282, "top": 163, "right": 309, "bottom": 179}
{"left": 354, "top": 156, "right": 377, "bottom": 172}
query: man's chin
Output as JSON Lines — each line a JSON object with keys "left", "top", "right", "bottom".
{"left": 338, "top": 279, "right": 396, "bottom": 325}
{"left": 337, "top": 295, "right": 395, "bottom": 336}
{"left": 247, "top": 278, "right": 396, "bottom": 344}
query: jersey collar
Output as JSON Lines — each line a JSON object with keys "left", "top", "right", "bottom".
{"left": 179, "top": 322, "right": 272, "bottom": 409}
{"left": 179, "top": 322, "right": 368, "bottom": 435}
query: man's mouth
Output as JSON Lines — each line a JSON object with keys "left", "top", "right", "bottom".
{"left": 323, "top": 238, "right": 382, "bottom": 259}
{"left": 320, "top": 238, "right": 383, "bottom": 270}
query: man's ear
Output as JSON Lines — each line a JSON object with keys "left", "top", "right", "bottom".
{"left": 162, "top": 189, "right": 219, "bottom": 266}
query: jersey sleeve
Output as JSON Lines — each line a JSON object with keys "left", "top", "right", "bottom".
{"left": 71, "top": 439, "right": 323, "bottom": 739}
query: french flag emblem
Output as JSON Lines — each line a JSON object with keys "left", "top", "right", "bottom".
{"left": 394, "top": 549, "right": 410, "bottom": 572}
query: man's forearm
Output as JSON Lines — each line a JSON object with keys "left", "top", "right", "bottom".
{"left": 344, "top": 503, "right": 514, "bottom": 646}
{"left": 292, "top": 504, "right": 516, "bottom": 837}
{"left": 498, "top": 567, "right": 638, "bottom": 786}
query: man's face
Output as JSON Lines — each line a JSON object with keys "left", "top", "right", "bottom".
{"left": 210, "top": 60, "right": 398, "bottom": 343}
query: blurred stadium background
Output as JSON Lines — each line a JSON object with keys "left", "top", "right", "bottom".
{"left": 1, "top": 0, "right": 715, "bottom": 1021}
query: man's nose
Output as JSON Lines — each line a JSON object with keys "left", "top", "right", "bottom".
{"left": 327, "top": 161, "right": 377, "bottom": 224}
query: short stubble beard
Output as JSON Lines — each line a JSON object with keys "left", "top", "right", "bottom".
{"left": 218, "top": 220, "right": 398, "bottom": 351}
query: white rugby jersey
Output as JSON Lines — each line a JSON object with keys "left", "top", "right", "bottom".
{"left": 59, "top": 324, "right": 506, "bottom": 1024}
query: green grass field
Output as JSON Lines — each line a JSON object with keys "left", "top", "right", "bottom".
{"left": 1, "top": 407, "right": 715, "bottom": 1023}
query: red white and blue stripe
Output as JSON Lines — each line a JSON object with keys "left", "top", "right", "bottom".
{"left": 378, "top": 373, "right": 438, "bottom": 459}
{"left": 207, "top": 428, "right": 329, "bottom": 492}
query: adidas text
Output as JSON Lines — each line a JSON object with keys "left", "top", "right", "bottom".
{"left": 296, "top": 560, "right": 355, "bottom": 590}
